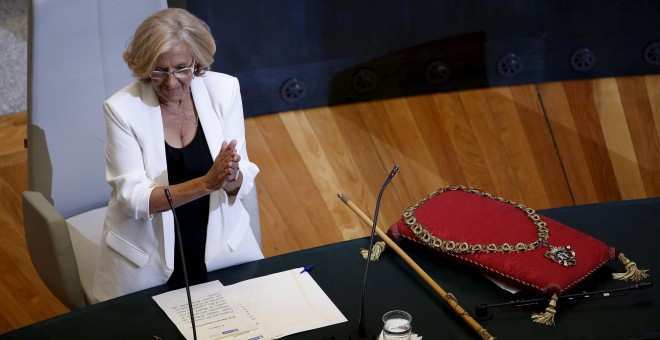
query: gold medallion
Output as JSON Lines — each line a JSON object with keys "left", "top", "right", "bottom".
{"left": 544, "top": 245, "right": 577, "bottom": 267}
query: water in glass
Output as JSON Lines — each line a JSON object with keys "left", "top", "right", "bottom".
{"left": 382, "top": 310, "right": 411, "bottom": 340}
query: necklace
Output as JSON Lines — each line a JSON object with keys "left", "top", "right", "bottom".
{"left": 403, "top": 185, "right": 577, "bottom": 267}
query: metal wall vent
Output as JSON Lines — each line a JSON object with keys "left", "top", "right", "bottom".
{"left": 352, "top": 69, "right": 378, "bottom": 94}
{"left": 280, "top": 78, "right": 306, "bottom": 102}
{"left": 644, "top": 41, "right": 660, "bottom": 66}
{"left": 425, "top": 60, "right": 451, "bottom": 84}
{"left": 570, "top": 48, "right": 596, "bottom": 72}
{"left": 497, "top": 53, "right": 523, "bottom": 77}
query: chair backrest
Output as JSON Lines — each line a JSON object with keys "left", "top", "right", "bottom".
{"left": 28, "top": 0, "right": 168, "bottom": 218}
{"left": 25, "top": 0, "right": 168, "bottom": 309}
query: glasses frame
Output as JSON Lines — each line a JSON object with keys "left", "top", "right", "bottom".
{"left": 150, "top": 61, "right": 196, "bottom": 80}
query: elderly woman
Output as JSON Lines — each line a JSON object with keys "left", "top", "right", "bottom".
{"left": 93, "top": 8, "right": 263, "bottom": 302}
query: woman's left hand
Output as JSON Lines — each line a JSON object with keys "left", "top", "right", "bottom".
{"left": 217, "top": 140, "right": 242, "bottom": 194}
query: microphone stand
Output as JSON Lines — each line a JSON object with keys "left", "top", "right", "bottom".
{"left": 349, "top": 165, "right": 399, "bottom": 340}
{"left": 164, "top": 188, "right": 198, "bottom": 340}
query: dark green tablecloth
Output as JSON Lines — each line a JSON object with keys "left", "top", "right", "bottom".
{"left": 2, "top": 198, "right": 658, "bottom": 339}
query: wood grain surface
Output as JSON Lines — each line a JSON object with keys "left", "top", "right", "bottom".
{"left": 1, "top": 75, "right": 659, "bottom": 334}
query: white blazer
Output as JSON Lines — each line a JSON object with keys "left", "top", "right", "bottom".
{"left": 93, "top": 72, "right": 263, "bottom": 302}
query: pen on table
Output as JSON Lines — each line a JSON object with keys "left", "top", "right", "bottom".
{"left": 300, "top": 264, "right": 314, "bottom": 274}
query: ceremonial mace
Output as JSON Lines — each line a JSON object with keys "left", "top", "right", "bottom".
{"left": 337, "top": 192, "right": 496, "bottom": 340}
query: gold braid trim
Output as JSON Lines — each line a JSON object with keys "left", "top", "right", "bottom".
{"left": 531, "top": 294, "right": 558, "bottom": 326}
{"left": 403, "top": 185, "right": 549, "bottom": 255}
{"left": 360, "top": 241, "right": 386, "bottom": 261}
{"left": 612, "top": 253, "right": 650, "bottom": 282}
{"left": 398, "top": 233, "right": 545, "bottom": 292}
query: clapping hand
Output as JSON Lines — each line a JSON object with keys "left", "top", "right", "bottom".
{"left": 206, "top": 139, "right": 240, "bottom": 191}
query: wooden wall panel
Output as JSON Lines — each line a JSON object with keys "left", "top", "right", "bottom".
{"left": 355, "top": 100, "right": 436, "bottom": 209}
{"left": 282, "top": 108, "right": 369, "bottom": 241}
{"left": 331, "top": 104, "right": 406, "bottom": 234}
{"left": 459, "top": 89, "right": 522, "bottom": 202}
{"left": 540, "top": 76, "right": 660, "bottom": 204}
{"left": 485, "top": 87, "right": 548, "bottom": 205}
{"left": 592, "top": 78, "right": 646, "bottom": 200}
{"left": 617, "top": 77, "right": 660, "bottom": 197}
{"left": 538, "top": 82, "right": 597, "bottom": 204}
{"left": 0, "top": 113, "right": 27, "bottom": 167}
{"left": 566, "top": 80, "right": 622, "bottom": 201}
{"left": 246, "top": 114, "right": 343, "bottom": 255}
{"left": 407, "top": 95, "right": 468, "bottom": 187}
{"left": 645, "top": 75, "right": 660, "bottom": 141}
{"left": 433, "top": 92, "right": 496, "bottom": 194}
{"left": 509, "top": 85, "right": 574, "bottom": 207}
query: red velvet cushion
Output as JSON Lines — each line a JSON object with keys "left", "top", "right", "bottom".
{"left": 387, "top": 186, "right": 617, "bottom": 296}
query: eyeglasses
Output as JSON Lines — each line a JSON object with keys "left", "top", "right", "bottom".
{"left": 150, "top": 63, "right": 196, "bottom": 80}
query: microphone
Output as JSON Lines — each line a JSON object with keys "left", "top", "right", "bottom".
{"left": 350, "top": 165, "right": 399, "bottom": 340}
{"left": 164, "top": 188, "right": 198, "bottom": 340}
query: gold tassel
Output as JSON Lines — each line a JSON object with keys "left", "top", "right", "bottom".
{"left": 612, "top": 253, "right": 649, "bottom": 282}
{"left": 531, "top": 294, "right": 558, "bottom": 326}
{"left": 360, "top": 241, "right": 386, "bottom": 261}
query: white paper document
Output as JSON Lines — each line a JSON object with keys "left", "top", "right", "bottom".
{"left": 153, "top": 268, "right": 347, "bottom": 339}
{"left": 153, "top": 280, "right": 258, "bottom": 339}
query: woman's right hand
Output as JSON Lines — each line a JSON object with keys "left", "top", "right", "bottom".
{"left": 150, "top": 140, "right": 241, "bottom": 214}
{"left": 205, "top": 139, "right": 240, "bottom": 191}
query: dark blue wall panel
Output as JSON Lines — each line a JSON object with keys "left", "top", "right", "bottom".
{"left": 186, "top": 0, "right": 660, "bottom": 117}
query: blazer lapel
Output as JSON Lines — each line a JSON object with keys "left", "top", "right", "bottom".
{"left": 139, "top": 82, "right": 175, "bottom": 270}
{"left": 192, "top": 76, "right": 223, "bottom": 156}
{"left": 190, "top": 76, "right": 227, "bottom": 262}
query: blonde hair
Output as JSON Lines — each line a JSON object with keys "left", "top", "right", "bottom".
{"left": 124, "top": 8, "right": 216, "bottom": 81}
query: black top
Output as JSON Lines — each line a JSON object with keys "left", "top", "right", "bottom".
{"left": 165, "top": 121, "right": 213, "bottom": 288}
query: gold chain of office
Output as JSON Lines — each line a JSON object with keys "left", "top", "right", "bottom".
{"left": 403, "top": 185, "right": 577, "bottom": 267}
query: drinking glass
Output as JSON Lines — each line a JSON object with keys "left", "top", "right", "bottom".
{"left": 381, "top": 310, "right": 412, "bottom": 340}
